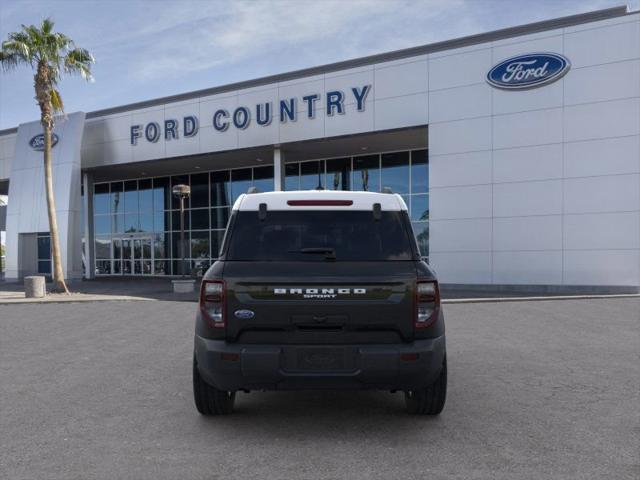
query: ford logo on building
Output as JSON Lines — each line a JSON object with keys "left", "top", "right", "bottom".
{"left": 29, "top": 133, "right": 59, "bottom": 151}
{"left": 487, "top": 53, "right": 570, "bottom": 90}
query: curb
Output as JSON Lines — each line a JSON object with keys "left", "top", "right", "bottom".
{"left": 0, "top": 295, "right": 155, "bottom": 305}
{"left": 442, "top": 293, "right": 640, "bottom": 304}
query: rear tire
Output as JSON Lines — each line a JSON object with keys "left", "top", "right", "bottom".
{"left": 405, "top": 355, "right": 447, "bottom": 415}
{"left": 193, "top": 356, "right": 235, "bottom": 415}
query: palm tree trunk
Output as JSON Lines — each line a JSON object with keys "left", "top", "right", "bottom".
{"left": 43, "top": 122, "right": 69, "bottom": 293}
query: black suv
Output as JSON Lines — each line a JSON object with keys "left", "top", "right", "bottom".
{"left": 193, "top": 191, "right": 446, "bottom": 415}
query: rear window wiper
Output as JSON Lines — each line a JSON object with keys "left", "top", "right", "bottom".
{"left": 287, "top": 247, "right": 337, "bottom": 260}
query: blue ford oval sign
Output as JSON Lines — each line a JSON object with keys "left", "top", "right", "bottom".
{"left": 487, "top": 53, "right": 570, "bottom": 90}
{"left": 29, "top": 133, "right": 59, "bottom": 151}
{"left": 234, "top": 309, "right": 255, "bottom": 319}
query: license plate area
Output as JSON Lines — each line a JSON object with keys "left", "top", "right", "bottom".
{"left": 293, "top": 347, "right": 348, "bottom": 371}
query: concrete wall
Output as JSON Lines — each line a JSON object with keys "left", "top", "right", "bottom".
{"left": 5, "top": 113, "right": 85, "bottom": 280}
{"left": 0, "top": 133, "right": 16, "bottom": 181}
{"left": 428, "top": 13, "right": 640, "bottom": 287}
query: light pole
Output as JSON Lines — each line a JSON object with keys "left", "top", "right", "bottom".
{"left": 172, "top": 184, "right": 191, "bottom": 278}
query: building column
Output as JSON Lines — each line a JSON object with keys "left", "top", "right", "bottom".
{"left": 273, "top": 147, "right": 285, "bottom": 191}
{"left": 83, "top": 172, "right": 95, "bottom": 279}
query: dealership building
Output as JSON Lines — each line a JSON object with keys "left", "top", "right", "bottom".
{"left": 0, "top": 6, "right": 639, "bottom": 292}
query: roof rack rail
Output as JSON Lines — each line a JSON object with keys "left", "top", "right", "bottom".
{"left": 381, "top": 187, "right": 393, "bottom": 194}
{"left": 247, "top": 186, "right": 260, "bottom": 194}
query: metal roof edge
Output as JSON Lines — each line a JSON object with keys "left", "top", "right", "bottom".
{"left": 0, "top": 5, "right": 631, "bottom": 134}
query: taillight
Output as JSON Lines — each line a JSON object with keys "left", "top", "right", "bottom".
{"left": 200, "top": 280, "right": 225, "bottom": 328}
{"left": 415, "top": 280, "right": 439, "bottom": 328}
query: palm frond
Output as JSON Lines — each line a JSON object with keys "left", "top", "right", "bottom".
{"left": 64, "top": 47, "right": 94, "bottom": 81}
{"left": 50, "top": 88, "right": 64, "bottom": 113}
{"left": 41, "top": 17, "right": 54, "bottom": 35}
{"left": 0, "top": 51, "right": 20, "bottom": 70}
{"left": 2, "top": 35, "right": 32, "bottom": 64}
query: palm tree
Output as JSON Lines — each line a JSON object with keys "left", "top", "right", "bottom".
{"left": 0, "top": 18, "right": 94, "bottom": 293}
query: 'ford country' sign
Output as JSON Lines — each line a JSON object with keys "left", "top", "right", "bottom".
{"left": 29, "top": 133, "right": 59, "bottom": 151}
{"left": 487, "top": 53, "right": 570, "bottom": 90}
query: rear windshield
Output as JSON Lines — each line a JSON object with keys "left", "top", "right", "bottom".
{"left": 225, "top": 210, "right": 415, "bottom": 261}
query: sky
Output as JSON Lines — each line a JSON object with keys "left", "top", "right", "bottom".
{"left": 0, "top": 0, "right": 637, "bottom": 130}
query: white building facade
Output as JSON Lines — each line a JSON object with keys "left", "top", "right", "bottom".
{"left": 0, "top": 6, "right": 639, "bottom": 292}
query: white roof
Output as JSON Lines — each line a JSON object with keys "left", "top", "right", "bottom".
{"left": 234, "top": 190, "right": 408, "bottom": 211}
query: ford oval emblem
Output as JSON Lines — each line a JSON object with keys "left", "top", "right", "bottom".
{"left": 29, "top": 133, "right": 59, "bottom": 151}
{"left": 234, "top": 309, "right": 255, "bottom": 319}
{"left": 487, "top": 53, "right": 570, "bottom": 90}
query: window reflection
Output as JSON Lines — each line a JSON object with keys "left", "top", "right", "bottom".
{"left": 285, "top": 163, "right": 299, "bottom": 191}
{"left": 93, "top": 149, "right": 429, "bottom": 274}
{"left": 94, "top": 183, "right": 110, "bottom": 214}
{"left": 210, "top": 171, "right": 230, "bottom": 207}
{"left": 253, "top": 166, "right": 274, "bottom": 193}
{"left": 381, "top": 152, "right": 410, "bottom": 194}
{"left": 353, "top": 155, "right": 380, "bottom": 192}
{"left": 190, "top": 173, "right": 209, "bottom": 208}
{"left": 411, "top": 194, "right": 429, "bottom": 221}
{"left": 412, "top": 222, "right": 429, "bottom": 256}
{"left": 411, "top": 149, "right": 428, "bottom": 193}
{"left": 231, "top": 168, "right": 252, "bottom": 202}
{"left": 153, "top": 177, "right": 170, "bottom": 211}
{"left": 326, "top": 158, "right": 350, "bottom": 191}
{"left": 300, "top": 161, "right": 324, "bottom": 190}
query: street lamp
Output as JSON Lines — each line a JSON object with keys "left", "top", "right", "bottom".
{"left": 172, "top": 184, "right": 191, "bottom": 277}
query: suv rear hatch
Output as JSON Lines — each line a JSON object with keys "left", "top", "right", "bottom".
{"left": 221, "top": 208, "right": 419, "bottom": 344}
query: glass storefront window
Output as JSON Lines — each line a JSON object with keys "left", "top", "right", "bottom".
{"left": 111, "top": 214, "right": 124, "bottom": 234}
{"left": 153, "top": 211, "right": 168, "bottom": 232}
{"left": 124, "top": 213, "right": 139, "bottom": 233}
{"left": 411, "top": 149, "right": 428, "bottom": 193}
{"left": 171, "top": 210, "right": 190, "bottom": 231}
{"left": 153, "top": 177, "right": 170, "bottom": 211}
{"left": 211, "top": 207, "right": 230, "bottom": 230}
{"left": 191, "top": 208, "right": 209, "bottom": 230}
{"left": 412, "top": 222, "right": 429, "bottom": 256}
{"left": 37, "top": 232, "right": 51, "bottom": 275}
{"left": 326, "top": 158, "right": 350, "bottom": 191}
{"left": 111, "top": 182, "right": 123, "bottom": 215}
{"left": 300, "top": 161, "right": 324, "bottom": 190}
{"left": 353, "top": 155, "right": 380, "bottom": 192}
{"left": 92, "top": 150, "right": 429, "bottom": 275}
{"left": 285, "top": 163, "right": 299, "bottom": 191}
{"left": 190, "top": 173, "right": 209, "bottom": 208}
{"left": 94, "top": 215, "right": 110, "bottom": 235}
{"left": 153, "top": 233, "right": 168, "bottom": 259}
{"left": 139, "top": 212, "right": 153, "bottom": 232}
{"left": 94, "top": 183, "right": 110, "bottom": 214}
{"left": 138, "top": 179, "right": 153, "bottom": 212}
{"left": 124, "top": 180, "right": 138, "bottom": 212}
{"left": 381, "top": 151, "right": 410, "bottom": 194}
{"left": 172, "top": 232, "right": 187, "bottom": 258}
{"left": 231, "top": 168, "right": 252, "bottom": 202}
{"left": 95, "top": 236, "right": 111, "bottom": 259}
{"left": 38, "top": 260, "right": 51, "bottom": 274}
{"left": 253, "top": 166, "right": 274, "bottom": 193}
{"left": 211, "top": 230, "right": 225, "bottom": 258}
{"left": 190, "top": 231, "right": 210, "bottom": 258}
{"left": 411, "top": 194, "right": 429, "bottom": 221}
{"left": 210, "top": 171, "right": 230, "bottom": 207}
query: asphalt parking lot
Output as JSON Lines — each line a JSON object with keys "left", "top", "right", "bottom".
{"left": 1, "top": 298, "right": 638, "bottom": 480}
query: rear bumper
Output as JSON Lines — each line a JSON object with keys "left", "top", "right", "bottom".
{"left": 194, "top": 335, "right": 446, "bottom": 391}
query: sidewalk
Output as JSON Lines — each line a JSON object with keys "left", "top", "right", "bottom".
{"left": 0, "top": 277, "right": 198, "bottom": 304}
